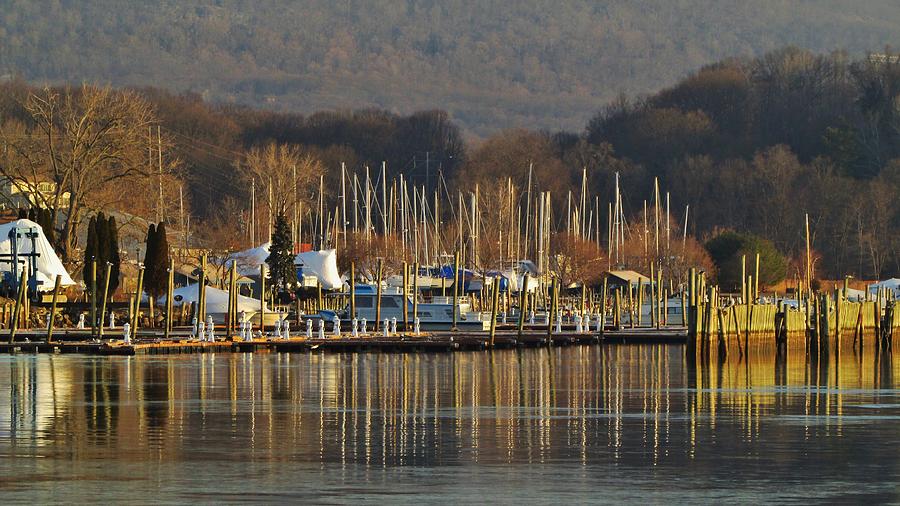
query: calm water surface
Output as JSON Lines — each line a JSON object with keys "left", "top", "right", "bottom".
{"left": 1, "top": 343, "right": 899, "bottom": 504}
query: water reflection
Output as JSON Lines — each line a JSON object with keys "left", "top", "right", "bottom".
{"left": 0, "top": 344, "right": 899, "bottom": 502}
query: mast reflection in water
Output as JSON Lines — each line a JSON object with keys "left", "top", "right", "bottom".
{"left": 0, "top": 344, "right": 898, "bottom": 503}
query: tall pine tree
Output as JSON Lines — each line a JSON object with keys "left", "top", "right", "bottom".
{"left": 95, "top": 212, "right": 109, "bottom": 292}
{"left": 266, "top": 213, "right": 295, "bottom": 293}
{"left": 83, "top": 216, "right": 98, "bottom": 293}
{"left": 142, "top": 223, "right": 157, "bottom": 297}
{"left": 143, "top": 223, "right": 170, "bottom": 299}
{"left": 107, "top": 215, "right": 121, "bottom": 296}
{"left": 145, "top": 222, "right": 169, "bottom": 299}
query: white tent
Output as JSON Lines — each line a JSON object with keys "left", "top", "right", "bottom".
{"left": 0, "top": 219, "right": 75, "bottom": 290}
{"left": 156, "top": 284, "right": 268, "bottom": 314}
{"left": 295, "top": 249, "right": 342, "bottom": 289}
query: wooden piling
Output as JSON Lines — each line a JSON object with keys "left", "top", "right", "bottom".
{"left": 637, "top": 281, "right": 644, "bottom": 327}
{"left": 9, "top": 267, "right": 26, "bottom": 344}
{"left": 374, "top": 259, "right": 383, "bottom": 333}
{"left": 226, "top": 262, "right": 236, "bottom": 340}
{"left": 628, "top": 282, "right": 635, "bottom": 329}
{"left": 649, "top": 263, "right": 656, "bottom": 328}
{"left": 451, "top": 252, "right": 459, "bottom": 331}
{"left": 401, "top": 261, "right": 408, "bottom": 330}
{"left": 716, "top": 302, "right": 727, "bottom": 357}
{"left": 614, "top": 287, "right": 622, "bottom": 330}
{"left": 317, "top": 282, "right": 323, "bottom": 311}
{"left": 547, "top": 277, "right": 557, "bottom": 341}
{"left": 90, "top": 259, "right": 97, "bottom": 338}
{"left": 754, "top": 252, "right": 760, "bottom": 302}
{"left": 741, "top": 255, "right": 746, "bottom": 303}
{"left": 489, "top": 279, "right": 500, "bottom": 348}
{"left": 350, "top": 262, "right": 356, "bottom": 320}
{"left": 46, "top": 274, "right": 61, "bottom": 343}
{"left": 133, "top": 267, "right": 144, "bottom": 332}
{"left": 656, "top": 267, "right": 663, "bottom": 329}
{"left": 601, "top": 276, "right": 608, "bottom": 330}
{"left": 259, "top": 263, "right": 266, "bottom": 331}
{"left": 99, "top": 263, "right": 112, "bottom": 338}
{"left": 517, "top": 272, "right": 529, "bottom": 338}
{"left": 198, "top": 254, "right": 207, "bottom": 324}
{"left": 166, "top": 259, "right": 175, "bottom": 340}
{"left": 412, "top": 261, "right": 419, "bottom": 324}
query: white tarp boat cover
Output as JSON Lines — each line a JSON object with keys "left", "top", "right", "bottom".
{"left": 845, "top": 287, "right": 866, "bottom": 301}
{"left": 226, "top": 243, "right": 342, "bottom": 290}
{"left": 0, "top": 219, "right": 75, "bottom": 290}
{"left": 155, "top": 284, "right": 267, "bottom": 314}
{"left": 869, "top": 278, "right": 900, "bottom": 297}
{"left": 295, "top": 249, "right": 342, "bottom": 289}
{"left": 226, "top": 242, "right": 271, "bottom": 276}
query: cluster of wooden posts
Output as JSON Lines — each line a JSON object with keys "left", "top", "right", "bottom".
{"left": 687, "top": 265, "right": 900, "bottom": 357}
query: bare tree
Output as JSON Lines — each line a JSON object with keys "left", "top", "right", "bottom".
{"left": 339, "top": 231, "right": 406, "bottom": 280}
{"left": 549, "top": 233, "right": 605, "bottom": 289}
{"left": 240, "top": 142, "right": 324, "bottom": 219}
{"left": 0, "top": 85, "right": 168, "bottom": 261}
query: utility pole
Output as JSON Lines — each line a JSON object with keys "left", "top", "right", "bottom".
{"left": 268, "top": 176, "right": 273, "bottom": 241}
{"left": 157, "top": 126, "right": 164, "bottom": 224}
{"left": 250, "top": 179, "right": 256, "bottom": 246}
{"left": 341, "top": 162, "right": 347, "bottom": 248}
{"left": 179, "top": 184, "right": 185, "bottom": 247}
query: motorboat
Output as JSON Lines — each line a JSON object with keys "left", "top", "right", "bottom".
{"left": 318, "top": 284, "right": 490, "bottom": 331}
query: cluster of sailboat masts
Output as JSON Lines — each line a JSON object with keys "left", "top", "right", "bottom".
{"left": 246, "top": 163, "right": 691, "bottom": 275}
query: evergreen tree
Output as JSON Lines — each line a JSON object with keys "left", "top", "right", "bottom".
{"left": 82, "top": 216, "right": 98, "bottom": 292}
{"left": 95, "top": 212, "right": 109, "bottom": 292}
{"left": 143, "top": 223, "right": 157, "bottom": 296}
{"left": 266, "top": 213, "right": 295, "bottom": 293}
{"left": 146, "top": 222, "right": 170, "bottom": 298}
{"left": 143, "top": 223, "right": 169, "bottom": 298}
{"left": 107, "top": 215, "right": 121, "bottom": 296}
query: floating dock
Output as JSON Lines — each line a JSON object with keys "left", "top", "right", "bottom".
{"left": 0, "top": 325, "right": 688, "bottom": 355}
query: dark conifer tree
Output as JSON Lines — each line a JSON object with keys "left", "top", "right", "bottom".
{"left": 83, "top": 216, "right": 98, "bottom": 291}
{"left": 143, "top": 223, "right": 157, "bottom": 296}
{"left": 107, "top": 215, "right": 121, "bottom": 296}
{"left": 143, "top": 223, "right": 169, "bottom": 298}
{"left": 266, "top": 213, "right": 295, "bottom": 294}
{"left": 146, "top": 222, "right": 170, "bottom": 299}
{"left": 95, "top": 212, "right": 109, "bottom": 291}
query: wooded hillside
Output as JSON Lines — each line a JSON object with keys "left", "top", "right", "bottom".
{"left": 2, "top": 0, "right": 898, "bottom": 137}
{"left": 2, "top": 47, "right": 900, "bottom": 282}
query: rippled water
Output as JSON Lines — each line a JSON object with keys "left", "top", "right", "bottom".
{"left": 1, "top": 344, "right": 899, "bottom": 503}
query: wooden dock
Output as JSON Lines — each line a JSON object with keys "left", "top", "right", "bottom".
{"left": 0, "top": 325, "right": 689, "bottom": 355}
